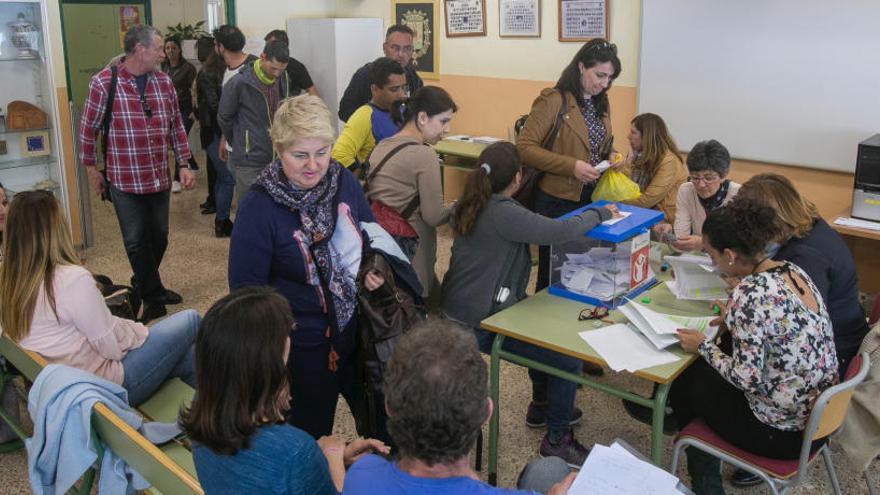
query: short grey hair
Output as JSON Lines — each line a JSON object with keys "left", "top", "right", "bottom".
{"left": 686, "top": 139, "right": 731, "bottom": 177}
{"left": 123, "top": 25, "right": 161, "bottom": 55}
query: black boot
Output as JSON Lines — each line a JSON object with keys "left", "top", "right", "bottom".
{"left": 686, "top": 447, "right": 725, "bottom": 495}
{"left": 215, "top": 218, "right": 233, "bottom": 238}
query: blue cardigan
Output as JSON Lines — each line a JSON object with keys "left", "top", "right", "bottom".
{"left": 774, "top": 219, "right": 870, "bottom": 373}
{"left": 228, "top": 167, "right": 375, "bottom": 352}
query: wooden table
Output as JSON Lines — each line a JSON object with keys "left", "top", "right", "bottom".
{"left": 829, "top": 209, "right": 880, "bottom": 293}
{"left": 480, "top": 280, "right": 715, "bottom": 484}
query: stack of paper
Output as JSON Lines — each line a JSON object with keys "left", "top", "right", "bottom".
{"left": 618, "top": 299, "right": 718, "bottom": 350}
{"left": 665, "top": 255, "right": 727, "bottom": 301}
{"left": 834, "top": 216, "right": 880, "bottom": 231}
{"left": 579, "top": 324, "right": 679, "bottom": 372}
{"left": 569, "top": 442, "right": 682, "bottom": 494}
{"left": 472, "top": 136, "right": 503, "bottom": 144}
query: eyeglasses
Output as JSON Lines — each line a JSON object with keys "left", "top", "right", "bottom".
{"left": 387, "top": 43, "right": 414, "bottom": 54}
{"left": 688, "top": 174, "right": 720, "bottom": 184}
{"left": 140, "top": 96, "right": 153, "bottom": 119}
{"left": 578, "top": 306, "right": 610, "bottom": 321}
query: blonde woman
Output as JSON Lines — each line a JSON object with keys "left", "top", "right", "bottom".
{"left": 0, "top": 191, "right": 197, "bottom": 406}
{"left": 616, "top": 113, "right": 687, "bottom": 221}
{"left": 228, "top": 95, "right": 400, "bottom": 441}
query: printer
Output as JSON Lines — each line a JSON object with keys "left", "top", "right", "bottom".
{"left": 851, "top": 134, "right": 880, "bottom": 222}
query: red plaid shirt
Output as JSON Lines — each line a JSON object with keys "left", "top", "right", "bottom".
{"left": 79, "top": 64, "right": 191, "bottom": 194}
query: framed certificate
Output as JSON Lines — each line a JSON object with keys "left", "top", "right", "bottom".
{"left": 444, "top": 0, "right": 486, "bottom": 37}
{"left": 558, "top": 0, "right": 608, "bottom": 42}
{"left": 393, "top": 0, "right": 440, "bottom": 79}
{"left": 499, "top": 0, "right": 541, "bottom": 38}
{"left": 20, "top": 130, "right": 50, "bottom": 157}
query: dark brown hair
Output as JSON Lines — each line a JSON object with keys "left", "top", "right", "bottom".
{"left": 555, "top": 38, "right": 621, "bottom": 116}
{"left": 391, "top": 86, "right": 457, "bottom": 127}
{"left": 630, "top": 113, "right": 682, "bottom": 182}
{"left": 452, "top": 142, "right": 521, "bottom": 236}
{"left": 702, "top": 199, "right": 781, "bottom": 261}
{"left": 179, "top": 287, "right": 294, "bottom": 455}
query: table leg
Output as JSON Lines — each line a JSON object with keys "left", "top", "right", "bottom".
{"left": 488, "top": 334, "right": 504, "bottom": 486}
{"left": 651, "top": 382, "right": 671, "bottom": 465}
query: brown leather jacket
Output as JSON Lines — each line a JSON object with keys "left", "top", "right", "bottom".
{"left": 516, "top": 88, "right": 613, "bottom": 202}
{"left": 622, "top": 149, "right": 688, "bottom": 222}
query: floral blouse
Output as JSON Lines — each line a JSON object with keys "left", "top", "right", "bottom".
{"left": 698, "top": 262, "right": 838, "bottom": 431}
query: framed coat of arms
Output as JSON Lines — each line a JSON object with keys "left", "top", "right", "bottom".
{"left": 392, "top": 0, "right": 439, "bottom": 79}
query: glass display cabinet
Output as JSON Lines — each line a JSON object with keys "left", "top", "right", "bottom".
{"left": 0, "top": 0, "right": 68, "bottom": 214}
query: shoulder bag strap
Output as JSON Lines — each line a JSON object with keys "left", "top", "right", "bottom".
{"left": 363, "top": 141, "right": 420, "bottom": 192}
{"left": 100, "top": 66, "right": 118, "bottom": 163}
{"left": 541, "top": 90, "right": 568, "bottom": 151}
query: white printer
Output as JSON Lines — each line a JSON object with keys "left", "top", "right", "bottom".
{"left": 852, "top": 134, "right": 880, "bottom": 222}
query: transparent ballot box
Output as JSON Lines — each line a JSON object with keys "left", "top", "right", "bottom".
{"left": 548, "top": 201, "right": 664, "bottom": 308}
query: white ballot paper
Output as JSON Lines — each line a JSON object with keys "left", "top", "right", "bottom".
{"left": 618, "top": 299, "right": 719, "bottom": 350}
{"left": 569, "top": 442, "right": 681, "bottom": 494}
{"left": 579, "top": 324, "right": 679, "bottom": 372}
{"left": 601, "top": 211, "right": 632, "bottom": 226}
{"left": 665, "top": 255, "right": 727, "bottom": 301}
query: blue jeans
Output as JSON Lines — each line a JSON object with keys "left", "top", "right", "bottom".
{"left": 207, "top": 134, "right": 235, "bottom": 221}
{"left": 109, "top": 184, "right": 170, "bottom": 304}
{"left": 122, "top": 309, "right": 198, "bottom": 406}
{"left": 475, "top": 328, "right": 581, "bottom": 436}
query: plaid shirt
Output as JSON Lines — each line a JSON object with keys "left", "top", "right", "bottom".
{"left": 79, "top": 63, "right": 191, "bottom": 194}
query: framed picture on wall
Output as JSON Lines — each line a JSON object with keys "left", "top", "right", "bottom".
{"left": 392, "top": 0, "right": 440, "bottom": 79}
{"left": 20, "top": 130, "right": 50, "bottom": 158}
{"left": 499, "top": 0, "right": 541, "bottom": 38}
{"left": 558, "top": 0, "right": 608, "bottom": 42}
{"left": 444, "top": 0, "right": 486, "bottom": 37}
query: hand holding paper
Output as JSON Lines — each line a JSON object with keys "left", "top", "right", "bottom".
{"left": 676, "top": 328, "right": 706, "bottom": 353}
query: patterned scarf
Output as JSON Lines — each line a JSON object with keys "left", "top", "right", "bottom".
{"left": 256, "top": 160, "right": 358, "bottom": 334}
{"left": 579, "top": 97, "right": 606, "bottom": 163}
{"left": 698, "top": 179, "right": 731, "bottom": 214}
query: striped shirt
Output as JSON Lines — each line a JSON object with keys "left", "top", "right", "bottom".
{"left": 78, "top": 63, "right": 191, "bottom": 194}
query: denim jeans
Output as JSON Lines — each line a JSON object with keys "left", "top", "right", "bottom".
{"left": 533, "top": 188, "right": 593, "bottom": 291}
{"left": 109, "top": 184, "right": 170, "bottom": 304}
{"left": 475, "top": 328, "right": 581, "bottom": 436}
{"left": 122, "top": 309, "right": 199, "bottom": 406}
{"left": 207, "top": 134, "right": 235, "bottom": 221}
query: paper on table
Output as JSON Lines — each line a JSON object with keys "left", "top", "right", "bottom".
{"left": 569, "top": 443, "right": 681, "bottom": 494}
{"left": 602, "top": 211, "right": 632, "bottom": 226}
{"left": 472, "top": 136, "right": 503, "bottom": 144}
{"left": 668, "top": 314, "right": 720, "bottom": 340}
{"left": 834, "top": 216, "right": 880, "bottom": 231}
{"left": 578, "top": 324, "right": 679, "bottom": 372}
{"left": 665, "top": 255, "right": 728, "bottom": 301}
{"left": 618, "top": 302, "right": 680, "bottom": 349}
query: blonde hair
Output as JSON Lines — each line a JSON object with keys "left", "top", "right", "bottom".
{"left": 270, "top": 94, "right": 336, "bottom": 153}
{"left": 736, "top": 173, "right": 820, "bottom": 239}
{"left": 0, "top": 191, "right": 80, "bottom": 342}
{"left": 631, "top": 113, "right": 682, "bottom": 181}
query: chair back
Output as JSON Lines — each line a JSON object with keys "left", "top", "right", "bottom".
{"left": 811, "top": 353, "right": 869, "bottom": 440}
{"left": 869, "top": 294, "right": 880, "bottom": 326}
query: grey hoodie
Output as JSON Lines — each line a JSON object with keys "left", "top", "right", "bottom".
{"left": 441, "top": 195, "right": 611, "bottom": 329}
{"left": 217, "top": 62, "right": 290, "bottom": 169}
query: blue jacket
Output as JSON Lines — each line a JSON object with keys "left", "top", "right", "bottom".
{"left": 27, "top": 364, "right": 180, "bottom": 494}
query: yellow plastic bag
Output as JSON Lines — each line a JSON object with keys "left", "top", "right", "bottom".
{"left": 591, "top": 170, "right": 641, "bottom": 202}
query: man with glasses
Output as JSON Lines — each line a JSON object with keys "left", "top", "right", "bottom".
{"left": 79, "top": 24, "right": 193, "bottom": 324}
{"left": 338, "top": 24, "right": 423, "bottom": 122}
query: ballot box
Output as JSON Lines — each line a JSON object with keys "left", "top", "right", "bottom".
{"left": 548, "top": 201, "right": 664, "bottom": 308}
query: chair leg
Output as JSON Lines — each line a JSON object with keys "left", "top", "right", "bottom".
{"left": 669, "top": 439, "right": 686, "bottom": 474}
{"left": 821, "top": 448, "right": 843, "bottom": 495}
{"left": 865, "top": 468, "right": 877, "bottom": 495}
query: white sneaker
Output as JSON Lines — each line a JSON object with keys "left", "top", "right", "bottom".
{"left": 171, "top": 181, "right": 182, "bottom": 193}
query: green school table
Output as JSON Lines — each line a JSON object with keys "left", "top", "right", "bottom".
{"left": 480, "top": 279, "right": 715, "bottom": 485}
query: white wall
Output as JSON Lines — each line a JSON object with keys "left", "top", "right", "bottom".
{"left": 152, "top": 0, "right": 207, "bottom": 36}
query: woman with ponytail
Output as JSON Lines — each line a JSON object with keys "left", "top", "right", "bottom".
{"left": 670, "top": 199, "right": 837, "bottom": 494}
{"left": 441, "top": 141, "right": 618, "bottom": 467}
{"left": 364, "top": 86, "right": 457, "bottom": 299}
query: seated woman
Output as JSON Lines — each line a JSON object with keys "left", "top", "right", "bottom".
{"left": 182, "top": 287, "right": 387, "bottom": 494}
{"left": 655, "top": 139, "right": 740, "bottom": 251}
{"left": 228, "top": 95, "right": 393, "bottom": 440}
{"left": 672, "top": 199, "right": 838, "bottom": 494}
{"left": 441, "top": 142, "right": 617, "bottom": 467}
{"left": 616, "top": 113, "right": 687, "bottom": 221}
{"left": 365, "top": 86, "right": 457, "bottom": 299}
{"left": 0, "top": 191, "right": 197, "bottom": 406}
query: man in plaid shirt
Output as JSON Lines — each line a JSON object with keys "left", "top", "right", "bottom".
{"left": 79, "top": 24, "right": 194, "bottom": 323}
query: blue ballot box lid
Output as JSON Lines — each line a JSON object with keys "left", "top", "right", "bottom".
{"left": 556, "top": 200, "right": 665, "bottom": 242}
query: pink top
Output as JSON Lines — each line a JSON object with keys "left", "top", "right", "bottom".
{"left": 17, "top": 265, "right": 148, "bottom": 384}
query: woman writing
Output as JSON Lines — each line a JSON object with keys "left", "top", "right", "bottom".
{"left": 0, "top": 191, "right": 197, "bottom": 406}
{"left": 616, "top": 113, "right": 687, "bottom": 221}
{"left": 162, "top": 36, "right": 199, "bottom": 193}
{"left": 441, "top": 142, "right": 618, "bottom": 467}
{"left": 365, "top": 86, "right": 457, "bottom": 299}
{"left": 183, "top": 287, "right": 387, "bottom": 494}
{"left": 654, "top": 139, "right": 740, "bottom": 251}
{"left": 228, "top": 95, "right": 398, "bottom": 440}
{"left": 672, "top": 199, "right": 838, "bottom": 494}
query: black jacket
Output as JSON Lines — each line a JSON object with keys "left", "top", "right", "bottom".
{"left": 338, "top": 62, "right": 422, "bottom": 122}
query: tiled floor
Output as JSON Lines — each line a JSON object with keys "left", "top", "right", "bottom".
{"left": 0, "top": 163, "right": 876, "bottom": 494}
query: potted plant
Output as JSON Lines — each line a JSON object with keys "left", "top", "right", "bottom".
{"left": 165, "top": 21, "right": 209, "bottom": 60}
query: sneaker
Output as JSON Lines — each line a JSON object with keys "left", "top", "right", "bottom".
{"left": 171, "top": 181, "right": 182, "bottom": 193}
{"left": 526, "top": 402, "right": 583, "bottom": 429}
{"left": 215, "top": 218, "right": 234, "bottom": 238}
{"left": 539, "top": 430, "right": 589, "bottom": 468}
{"left": 731, "top": 468, "right": 764, "bottom": 487}
{"left": 621, "top": 398, "right": 679, "bottom": 435}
